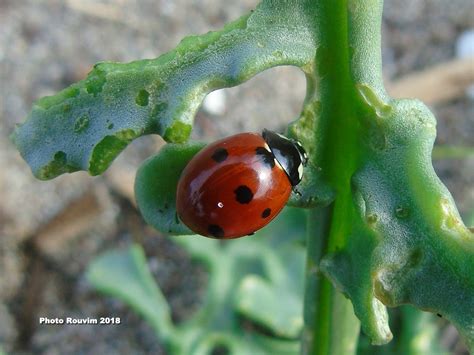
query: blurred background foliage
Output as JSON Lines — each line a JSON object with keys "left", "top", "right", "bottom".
{"left": 0, "top": 0, "right": 472, "bottom": 354}
{"left": 87, "top": 208, "right": 306, "bottom": 354}
{"left": 87, "top": 207, "right": 453, "bottom": 354}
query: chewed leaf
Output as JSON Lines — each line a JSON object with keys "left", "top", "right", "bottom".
{"left": 12, "top": 1, "right": 319, "bottom": 179}
{"left": 135, "top": 143, "right": 205, "bottom": 235}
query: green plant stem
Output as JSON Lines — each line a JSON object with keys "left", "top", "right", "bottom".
{"left": 303, "top": 207, "right": 360, "bottom": 355}
{"left": 396, "top": 307, "right": 447, "bottom": 355}
{"left": 303, "top": 0, "right": 386, "bottom": 353}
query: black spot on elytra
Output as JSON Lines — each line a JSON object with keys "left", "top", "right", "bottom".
{"left": 247, "top": 232, "right": 255, "bottom": 236}
{"left": 255, "top": 147, "right": 275, "bottom": 168}
{"left": 211, "top": 148, "right": 228, "bottom": 163}
{"left": 261, "top": 208, "right": 271, "bottom": 218}
{"left": 234, "top": 185, "right": 253, "bottom": 204}
{"left": 208, "top": 224, "right": 225, "bottom": 238}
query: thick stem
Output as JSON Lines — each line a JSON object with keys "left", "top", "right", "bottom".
{"left": 302, "top": 207, "right": 360, "bottom": 355}
{"left": 302, "top": 0, "right": 385, "bottom": 353}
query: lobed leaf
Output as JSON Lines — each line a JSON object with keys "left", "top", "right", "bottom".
{"left": 12, "top": 1, "right": 321, "bottom": 181}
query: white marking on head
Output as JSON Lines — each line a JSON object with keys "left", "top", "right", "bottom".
{"left": 298, "top": 163, "right": 304, "bottom": 179}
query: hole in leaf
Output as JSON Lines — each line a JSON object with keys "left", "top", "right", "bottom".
{"left": 74, "top": 114, "right": 90, "bottom": 133}
{"left": 195, "top": 66, "right": 306, "bottom": 139}
{"left": 135, "top": 89, "right": 150, "bottom": 106}
{"left": 407, "top": 248, "right": 423, "bottom": 267}
{"left": 37, "top": 150, "right": 77, "bottom": 180}
{"left": 89, "top": 129, "right": 141, "bottom": 175}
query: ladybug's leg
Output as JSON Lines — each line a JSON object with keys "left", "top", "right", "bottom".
{"left": 293, "top": 188, "right": 302, "bottom": 197}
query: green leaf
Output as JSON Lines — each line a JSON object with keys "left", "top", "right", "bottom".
{"left": 235, "top": 275, "right": 303, "bottom": 339}
{"left": 12, "top": 1, "right": 323, "bottom": 180}
{"left": 88, "top": 208, "right": 306, "bottom": 354}
{"left": 135, "top": 143, "right": 205, "bottom": 235}
{"left": 86, "top": 245, "right": 175, "bottom": 341}
{"left": 174, "top": 208, "right": 306, "bottom": 351}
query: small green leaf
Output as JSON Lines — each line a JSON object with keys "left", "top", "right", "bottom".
{"left": 135, "top": 143, "right": 205, "bottom": 235}
{"left": 86, "top": 245, "right": 175, "bottom": 340}
{"left": 235, "top": 275, "right": 303, "bottom": 339}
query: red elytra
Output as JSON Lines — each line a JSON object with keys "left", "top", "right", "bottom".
{"left": 176, "top": 132, "right": 292, "bottom": 239}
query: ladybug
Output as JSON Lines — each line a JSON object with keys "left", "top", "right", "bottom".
{"left": 176, "top": 129, "right": 308, "bottom": 239}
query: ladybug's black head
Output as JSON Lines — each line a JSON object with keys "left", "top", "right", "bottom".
{"left": 262, "top": 129, "right": 308, "bottom": 186}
